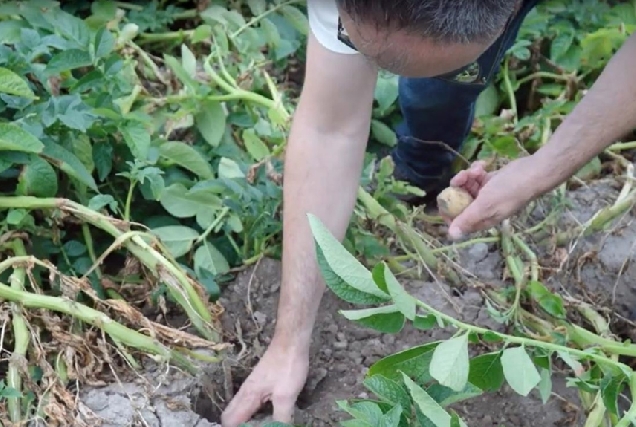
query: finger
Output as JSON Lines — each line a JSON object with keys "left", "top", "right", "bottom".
{"left": 450, "top": 170, "right": 469, "bottom": 187}
{"left": 272, "top": 394, "right": 296, "bottom": 424}
{"left": 221, "top": 385, "right": 266, "bottom": 427}
{"left": 447, "top": 199, "right": 493, "bottom": 240}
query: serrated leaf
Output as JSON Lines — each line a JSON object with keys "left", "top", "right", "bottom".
{"left": 308, "top": 214, "right": 389, "bottom": 300}
{"left": 194, "top": 240, "right": 230, "bottom": 276}
{"left": 152, "top": 225, "right": 200, "bottom": 258}
{"left": 196, "top": 100, "right": 226, "bottom": 147}
{"left": 158, "top": 141, "right": 214, "bottom": 179}
{"left": 363, "top": 375, "right": 412, "bottom": 411}
{"left": 16, "top": 156, "right": 58, "bottom": 197}
{"left": 383, "top": 265, "right": 415, "bottom": 320}
{"left": 0, "top": 67, "right": 36, "bottom": 99}
{"left": 316, "top": 245, "right": 390, "bottom": 305}
{"left": 42, "top": 143, "right": 97, "bottom": 190}
{"left": 47, "top": 49, "right": 93, "bottom": 74}
{"left": 121, "top": 121, "right": 150, "bottom": 161}
{"left": 0, "top": 123, "right": 44, "bottom": 153}
{"left": 550, "top": 29, "right": 575, "bottom": 61}
{"left": 501, "top": 347, "right": 541, "bottom": 396}
{"left": 467, "top": 352, "right": 504, "bottom": 392}
{"left": 340, "top": 305, "right": 405, "bottom": 334}
{"left": 430, "top": 334, "right": 470, "bottom": 392}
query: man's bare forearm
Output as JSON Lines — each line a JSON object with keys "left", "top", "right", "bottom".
{"left": 532, "top": 32, "right": 636, "bottom": 193}
{"left": 272, "top": 109, "right": 370, "bottom": 350}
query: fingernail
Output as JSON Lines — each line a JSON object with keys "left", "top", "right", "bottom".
{"left": 448, "top": 225, "right": 464, "bottom": 240}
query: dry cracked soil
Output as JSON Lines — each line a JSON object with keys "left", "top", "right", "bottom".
{"left": 79, "top": 181, "right": 636, "bottom": 427}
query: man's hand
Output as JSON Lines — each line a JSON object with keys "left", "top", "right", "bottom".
{"left": 446, "top": 157, "right": 541, "bottom": 239}
{"left": 221, "top": 343, "right": 309, "bottom": 427}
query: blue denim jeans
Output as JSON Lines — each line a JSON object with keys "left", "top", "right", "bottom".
{"left": 392, "top": 0, "right": 542, "bottom": 191}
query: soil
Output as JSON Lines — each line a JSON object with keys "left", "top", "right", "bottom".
{"left": 79, "top": 181, "right": 636, "bottom": 426}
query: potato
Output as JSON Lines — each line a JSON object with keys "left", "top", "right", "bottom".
{"left": 436, "top": 187, "right": 474, "bottom": 219}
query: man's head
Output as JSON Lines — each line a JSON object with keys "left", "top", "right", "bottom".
{"left": 335, "top": 0, "right": 519, "bottom": 77}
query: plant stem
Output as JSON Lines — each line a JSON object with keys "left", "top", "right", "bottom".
{"left": 0, "top": 196, "right": 216, "bottom": 341}
{"left": 0, "top": 274, "right": 198, "bottom": 375}
{"left": 414, "top": 299, "right": 633, "bottom": 373}
{"left": 503, "top": 57, "right": 518, "bottom": 124}
{"left": 606, "top": 141, "right": 636, "bottom": 152}
{"left": 7, "top": 240, "right": 28, "bottom": 423}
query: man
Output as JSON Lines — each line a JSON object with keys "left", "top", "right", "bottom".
{"left": 222, "top": 0, "right": 636, "bottom": 425}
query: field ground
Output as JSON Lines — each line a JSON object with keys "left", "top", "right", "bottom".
{"left": 77, "top": 179, "right": 636, "bottom": 426}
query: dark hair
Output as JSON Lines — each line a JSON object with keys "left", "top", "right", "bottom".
{"left": 335, "top": 0, "right": 517, "bottom": 44}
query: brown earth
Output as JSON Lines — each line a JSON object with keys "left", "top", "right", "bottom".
{"left": 80, "top": 181, "right": 636, "bottom": 426}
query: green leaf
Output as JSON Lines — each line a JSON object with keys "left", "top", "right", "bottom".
{"left": 308, "top": 214, "right": 389, "bottom": 300}
{"left": 363, "top": 375, "right": 411, "bottom": 411}
{"left": 194, "top": 240, "right": 230, "bottom": 276}
{"left": 16, "top": 156, "right": 58, "bottom": 197}
{"left": 371, "top": 263, "right": 388, "bottom": 294}
{"left": 94, "top": 27, "right": 115, "bottom": 58}
{"left": 380, "top": 404, "right": 402, "bottom": 427}
{"left": 430, "top": 334, "right": 470, "bottom": 392}
{"left": 0, "top": 67, "right": 36, "bottom": 99}
{"left": 316, "top": 245, "right": 390, "bottom": 305}
{"left": 247, "top": 0, "right": 266, "bottom": 15}
{"left": 152, "top": 225, "right": 200, "bottom": 258}
{"left": 575, "top": 156, "right": 602, "bottom": 180}
{"left": 0, "top": 123, "right": 44, "bottom": 153}
{"left": 371, "top": 120, "right": 397, "bottom": 147}
{"left": 196, "top": 100, "right": 226, "bottom": 147}
{"left": 383, "top": 265, "right": 416, "bottom": 320}
{"left": 528, "top": 280, "right": 566, "bottom": 319}
{"left": 467, "top": 352, "right": 504, "bottom": 392}
{"left": 426, "top": 382, "right": 483, "bottom": 407}
{"left": 181, "top": 44, "right": 197, "bottom": 77}
{"left": 218, "top": 157, "right": 245, "bottom": 179}
{"left": 501, "top": 347, "right": 541, "bottom": 396}
{"left": 279, "top": 5, "right": 308, "bottom": 35}
{"left": 46, "top": 49, "right": 93, "bottom": 74}
{"left": 164, "top": 54, "right": 198, "bottom": 91}
{"left": 340, "top": 305, "right": 405, "bottom": 334}
{"left": 538, "top": 368, "right": 552, "bottom": 404}
{"left": 367, "top": 342, "right": 440, "bottom": 380}
{"left": 71, "top": 134, "right": 95, "bottom": 173}
{"left": 42, "top": 143, "right": 97, "bottom": 190}
{"left": 475, "top": 83, "right": 499, "bottom": 117}
{"left": 242, "top": 129, "right": 270, "bottom": 161}
{"left": 550, "top": 29, "right": 575, "bottom": 61}
{"left": 158, "top": 141, "right": 214, "bottom": 179}
{"left": 402, "top": 373, "right": 458, "bottom": 427}
{"left": 601, "top": 374, "right": 626, "bottom": 415}
{"left": 159, "top": 184, "right": 223, "bottom": 218}
{"left": 413, "top": 314, "right": 440, "bottom": 330}
{"left": 121, "top": 121, "right": 150, "bottom": 161}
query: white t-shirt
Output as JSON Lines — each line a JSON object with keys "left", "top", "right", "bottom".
{"left": 307, "top": 0, "right": 358, "bottom": 55}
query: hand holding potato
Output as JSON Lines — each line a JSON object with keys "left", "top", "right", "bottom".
{"left": 443, "top": 157, "right": 542, "bottom": 239}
